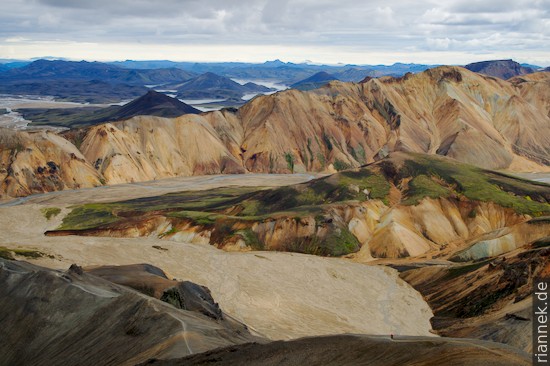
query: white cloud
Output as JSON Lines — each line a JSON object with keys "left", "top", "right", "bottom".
{"left": 0, "top": 0, "right": 547, "bottom": 66}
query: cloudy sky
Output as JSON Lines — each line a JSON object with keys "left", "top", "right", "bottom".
{"left": 0, "top": 0, "right": 548, "bottom": 65}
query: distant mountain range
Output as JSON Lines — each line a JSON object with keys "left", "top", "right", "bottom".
{"left": 0, "top": 60, "right": 196, "bottom": 103}
{"left": 290, "top": 71, "right": 339, "bottom": 90}
{"left": 110, "top": 59, "right": 435, "bottom": 84}
{"left": 0, "top": 58, "right": 547, "bottom": 104}
{"left": 20, "top": 90, "right": 200, "bottom": 128}
{"left": 0, "top": 59, "right": 196, "bottom": 84}
{"left": 172, "top": 72, "right": 275, "bottom": 101}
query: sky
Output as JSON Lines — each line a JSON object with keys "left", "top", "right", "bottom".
{"left": 0, "top": 0, "right": 548, "bottom": 66}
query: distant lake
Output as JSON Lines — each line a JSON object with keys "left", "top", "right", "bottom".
{"left": 231, "top": 79, "right": 288, "bottom": 91}
{"left": 231, "top": 79, "right": 288, "bottom": 102}
{"left": 0, "top": 95, "right": 104, "bottom": 130}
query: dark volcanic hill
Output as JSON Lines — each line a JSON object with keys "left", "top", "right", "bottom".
{"left": 290, "top": 71, "right": 339, "bottom": 90}
{"left": 0, "top": 259, "right": 258, "bottom": 365}
{"left": 175, "top": 72, "right": 274, "bottom": 100}
{"left": 112, "top": 90, "right": 200, "bottom": 118}
{"left": 464, "top": 60, "right": 534, "bottom": 80}
{"left": 142, "top": 334, "right": 530, "bottom": 366}
{"left": 21, "top": 90, "right": 200, "bottom": 128}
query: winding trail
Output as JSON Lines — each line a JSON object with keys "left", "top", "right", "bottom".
{"left": 169, "top": 314, "right": 194, "bottom": 355}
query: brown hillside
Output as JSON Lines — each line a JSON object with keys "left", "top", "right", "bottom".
{"left": 1, "top": 67, "right": 549, "bottom": 198}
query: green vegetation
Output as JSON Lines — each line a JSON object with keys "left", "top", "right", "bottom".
{"left": 20, "top": 106, "right": 107, "bottom": 128}
{"left": 284, "top": 152, "right": 295, "bottom": 173}
{"left": 0, "top": 246, "right": 45, "bottom": 260}
{"left": 237, "top": 228, "right": 264, "bottom": 250}
{"left": 58, "top": 203, "right": 121, "bottom": 230}
{"left": 159, "top": 227, "right": 178, "bottom": 238}
{"left": 316, "top": 153, "right": 326, "bottom": 168}
{"left": 54, "top": 153, "right": 550, "bottom": 258}
{"left": 340, "top": 170, "right": 391, "bottom": 200}
{"left": 351, "top": 145, "right": 367, "bottom": 164}
{"left": 398, "top": 153, "right": 550, "bottom": 216}
{"left": 403, "top": 175, "right": 450, "bottom": 205}
{"left": 167, "top": 211, "right": 220, "bottom": 226}
{"left": 333, "top": 159, "right": 351, "bottom": 171}
{"left": 306, "top": 138, "right": 314, "bottom": 163}
{"left": 286, "top": 226, "right": 360, "bottom": 256}
{"left": 0, "top": 247, "right": 14, "bottom": 260}
{"left": 322, "top": 133, "right": 333, "bottom": 151}
{"left": 41, "top": 207, "right": 61, "bottom": 220}
{"left": 323, "top": 227, "right": 361, "bottom": 256}
{"left": 373, "top": 99, "right": 400, "bottom": 128}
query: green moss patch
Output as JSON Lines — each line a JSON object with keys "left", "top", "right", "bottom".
{"left": 286, "top": 226, "right": 360, "bottom": 257}
{"left": 0, "top": 246, "right": 46, "bottom": 260}
{"left": 41, "top": 207, "right": 61, "bottom": 220}
{"left": 58, "top": 203, "right": 121, "bottom": 230}
{"left": 237, "top": 229, "right": 264, "bottom": 250}
{"left": 403, "top": 175, "right": 451, "bottom": 205}
{"left": 52, "top": 153, "right": 550, "bottom": 258}
{"left": 399, "top": 153, "right": 550, "bottom": 216}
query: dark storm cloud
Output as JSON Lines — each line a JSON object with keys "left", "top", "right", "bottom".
{"left": 0, "top": 0, "right": 548, "bottom": 64}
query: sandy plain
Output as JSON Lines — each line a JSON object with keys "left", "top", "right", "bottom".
{"left": 0, "top": 173, "right": 434, "bottom": 341}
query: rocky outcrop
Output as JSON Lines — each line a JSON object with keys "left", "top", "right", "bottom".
{"left": 401, "top": 244, "right": 550, "bottom": 352}
{"left": 464, "top": 59, "right": 533, "bottom": 80}
{"left": 0, "top": 128, "right": 102, "bottom": 198}
{"left": 86, "top": 264, "right": 223, "bottom": 320}
{"left": 0, "top": 259, "right": 257, "bottom": 365}
{"left": 451, "top": 218, "right": 550, "bottom": 261}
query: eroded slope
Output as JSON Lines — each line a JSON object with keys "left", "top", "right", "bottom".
{"left": 2, "top": 67, "right": 549, "bottom": 198}
{"left": 0, "top": 259, "right": 257, "bottom": 366}
{"left": 49, "top": 153, "right": 550, "bottom": 260}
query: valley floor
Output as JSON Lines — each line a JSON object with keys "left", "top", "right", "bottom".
{"left": 0, "top": 173, "right": 434, "bottom": 341}
{"left": 0, "top": 173, "right": 321, "bottom": 206}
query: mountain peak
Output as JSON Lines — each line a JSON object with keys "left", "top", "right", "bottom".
{"left": 464, "top": 59, "right": 533, "bottom": 80}
{"left": 263, "top": 59, "right": 285, "bottom": 66}
{"left": 290, "top": 71, "right": 339, "bottom": 90}
{"left": 119, "top": 90, "right": 200, "bottom": 117}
